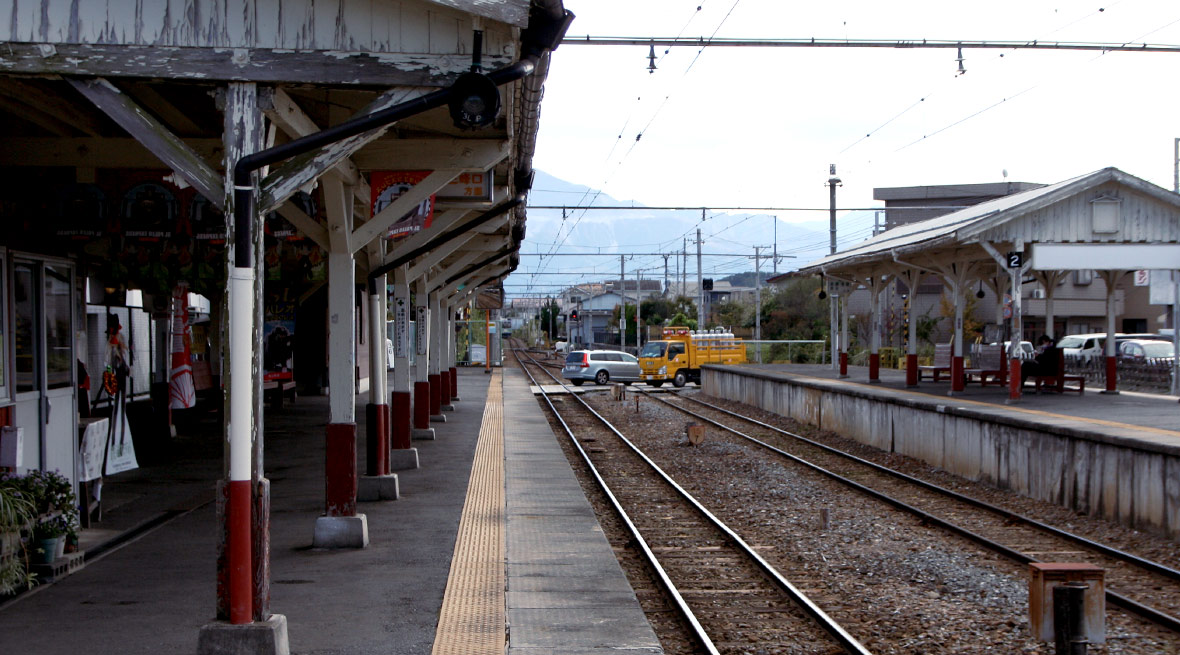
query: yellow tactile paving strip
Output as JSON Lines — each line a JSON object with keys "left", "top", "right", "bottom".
{"left": 431, "top": 372, "right": 505, "bottom": 655}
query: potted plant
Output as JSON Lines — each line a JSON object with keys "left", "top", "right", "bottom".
{"left": 0, "top": 474, "right": 37, "bottom": 594}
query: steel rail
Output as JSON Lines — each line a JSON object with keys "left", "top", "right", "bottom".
{"left": 515, "top": 349, "right": 874, "bottom": 655}
{"left": 677, "top": 394, "right": 1180, "bottom": 582}
{"left": 643, "top": 389, "right": 1180, "bottom": 634}
{"left": 510, "top": 349, "right": 721, "bottom": 655}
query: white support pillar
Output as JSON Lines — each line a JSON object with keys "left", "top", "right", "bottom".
{"left": 868, "top": 279, "right": 882, "bottom": 383}
{"left": 1099, "top": 270, "right": 1125, "bottom": 394}
{"left": 428, "top": 290, "right": 445, "bottom": 423}
{"left": 314, "top": 175, "right": 367, "bottom": 548}
{"left": 411, "top": 277, "right": 434, "bottom": 439}
{"left": 838, "top": 294, "right": 849, "bottom": 378}
{"left": 388, "top": 265, "right": 419, "bottom": 466}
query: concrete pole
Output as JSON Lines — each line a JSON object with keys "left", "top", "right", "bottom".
{"left": 636, "top": 270, "right": 643, "bottom": 352}
{"left": 620, "top": 255, "right": 626, "bottom": 350}
{"left": 446, "top": 299, "right": 459, "bottom": 404}
{"left": 754, "top": 246, "right": 762, "bottom": 363}
{"left": 696, "top": 227, "right": 704, "bottom": 329}
{"left": 828, "top": 166, "right": 841, "bottom": 369}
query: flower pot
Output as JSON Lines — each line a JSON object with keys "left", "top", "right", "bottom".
{"left": 30, "top": 537, "right": 59, "bottom": 565}
{"left": 55, "top": 536, "right": 66, "bottom": 559}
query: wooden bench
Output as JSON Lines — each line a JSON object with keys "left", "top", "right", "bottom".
{"left": 917, "top": 343, "right": 952, "bottom": 382}
{"left": 1026, "top": 355, "right": 1085, "bottom": 394}
{"left": 965, "top": 344, "right": 1007, "bottom": 386}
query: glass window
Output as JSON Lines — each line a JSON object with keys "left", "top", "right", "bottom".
{"left": 640, "top": 342, "right": 666, "bottom": 358}
{"left": 13, "top": 263, "right": 35, "bottom": 394}
{"left": 669, "top": 343, "right": 686, "bottom": 357}
{"left": 44, "top": 265, "right": 72, "bottom": 390}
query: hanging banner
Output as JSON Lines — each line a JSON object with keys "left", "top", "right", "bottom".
{"left": 371, "top": 171, "right": 435, "bottom": 240}
{"left": 168, "top": 283, "right": 197, "bottom": 409}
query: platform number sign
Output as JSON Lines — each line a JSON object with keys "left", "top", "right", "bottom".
{"left": 1006, "top": 251, "right": 1024, "bottom": 269}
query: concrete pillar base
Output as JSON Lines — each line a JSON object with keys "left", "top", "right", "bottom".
{"left": 441, "top": 403, "right": 455, "bottom": 411}
{"left": 357, "top": 475, "right": 399, "bottom": 501}
{"left": 450, "top": 396, "right": 462, "bottom": 402}
{"left": 313, "top": 514, "right": 368, "bottom": 549}
{"left": 389, "top": 448, "right": 419, "bottom": 471}
{"left": 430, "top": 414, "right": 446, "bottom": 423}
{"left": 868, "top": 379, "right": 882, "bottom": 384}
{"left": 837, "top": 375, "right": 849, "bottom": 379}
{"left": 1100, "top": 389, "right": 1121, "bottom": 395}
{"left": 411, "top": 428, "right": 436, "bottom": 441}
{"left": 198, "top": 614, "right": 290, "bottom": 655}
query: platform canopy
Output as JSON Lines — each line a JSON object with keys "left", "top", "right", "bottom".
{"left": 797, "top": 166, "right": 1180, "bottom": 281}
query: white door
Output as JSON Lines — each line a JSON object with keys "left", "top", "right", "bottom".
{"left": 11, "top": 258, "right": 77, "bottom": 481}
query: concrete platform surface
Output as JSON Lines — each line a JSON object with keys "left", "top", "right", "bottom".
{"left": 745, "top": 362, "right": 1180, "bottom": 436}
{"left": 0, "top": 367, "right": 661, "bottom": 655}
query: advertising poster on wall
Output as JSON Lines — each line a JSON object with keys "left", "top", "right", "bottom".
{"left": 264, "top": 301, "right": 296, "bottom": 381}
{"left": 371, "top": 171, "right": 435, "bottom": 240}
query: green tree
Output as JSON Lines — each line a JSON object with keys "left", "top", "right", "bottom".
{"left": 713, "top": 301, "right": 748, "bottom": 328}
{"left": 538, "top": 299, "right": 562, "bottom": 341}
{"left": 761, "top": 278, "right": 828, "bottom": 341}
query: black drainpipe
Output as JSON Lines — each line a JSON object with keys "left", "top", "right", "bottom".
{"left": 232, "top": 7, "right": 573, "bottom": 269}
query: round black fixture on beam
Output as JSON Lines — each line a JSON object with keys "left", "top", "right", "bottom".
{"left": 449, "top": 72, "right": 501, "bottom": 130}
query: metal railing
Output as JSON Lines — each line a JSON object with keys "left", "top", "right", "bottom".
{"left": 742, "top": 340, "right": 827, "bottom": 365}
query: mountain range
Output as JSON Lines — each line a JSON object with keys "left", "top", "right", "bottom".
{"left": 507, "top": 170, "right": 877, "bottom": 297}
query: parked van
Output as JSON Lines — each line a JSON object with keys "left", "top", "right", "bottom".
{"left": 1057, "top": 333, "right": 1116, "bottom": 362}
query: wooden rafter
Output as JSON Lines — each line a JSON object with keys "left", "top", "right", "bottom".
{"left": 68, "top": 77, "right": 224, "bottom": 210}
{"left": 0, "top": 137, "right": 223, "bottom": 168}
{"left": 0, "top": 78, "right": 107, "bottom": 135}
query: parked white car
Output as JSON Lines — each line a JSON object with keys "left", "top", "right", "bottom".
{"left": 1117, "top": 339, "right": 1175, "bottom": 361}
{"left": 1057, "top": 333, "right": 1113, "bottom": 362}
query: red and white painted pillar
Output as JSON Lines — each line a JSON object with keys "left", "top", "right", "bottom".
{"left": 428, "top": 291, "right": 444, "bottom": 420}
{"left": 1102, "top": 274, "right": 1121, "bottom": 394}
{"left": 365, "top": 278, "right": 389, "bottom": 476}
{"left": 1009, "top": 262, "right": 1024, "bottom": 402}
{"left": 413, "top": 278, "right": 433, "bottom": 432}
{"left": 905, "top": 289, "right": 919, "bottom": 387}
{"left": 838, "top": 292, "right": 849, "bottom": 378}
{"left": 390, "top": 267, "right": 413, "bottom": 449}
{"left": 868, "top": 280, "right": 881, "bottom": 383}
{"left": 951, "top": 279, "right": 966, "bottom": 393}
{"left": 227, "top": 264, "right": 254, "bottom": 624}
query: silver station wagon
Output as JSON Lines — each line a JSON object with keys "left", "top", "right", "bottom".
{"left": 562, "top": 350, "right": 641, "bottom": 386}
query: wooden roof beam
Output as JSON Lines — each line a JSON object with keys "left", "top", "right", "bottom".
{"left": 68, "top": 77, "right": 224, "bottom": 210}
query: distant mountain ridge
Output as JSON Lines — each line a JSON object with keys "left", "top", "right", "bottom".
{"left": 508, "top": 170, "right": 868, "bottom": 296}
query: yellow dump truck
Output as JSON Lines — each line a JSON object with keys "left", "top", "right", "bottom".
{"left": 638, "top": 327, "right": 746, "bottom": 387}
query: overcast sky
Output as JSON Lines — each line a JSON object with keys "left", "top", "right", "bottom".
{"left": 531, "top": 0, "right": 1180, "bottom": 220}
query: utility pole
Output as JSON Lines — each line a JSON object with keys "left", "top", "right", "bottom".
{"left": 662, "top": 254, "right": 670, "bottom": 296}
{"left": 773, "top": 217, "right": 778, "bottom": 275}
{"left": 828, "top": 165, "right": 842, "bottom": 369}
{"left": 682, "top": 238, "right": 688, "bottom": 297}
{"left": 619, "top": 255, "right": 626, "bottom": 350}
{"left": 696, "top": 227, "right": 705, "bottom": 329}
{"left": 636, "top": 269, "right": 643, "bottom": 351}
{"left": 754, "top": 246, "right": 763, "bottom": 363}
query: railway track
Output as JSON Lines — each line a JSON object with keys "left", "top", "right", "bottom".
{"left": 513, "top": 348, "right": 873, "bottom": 655}
{"left": 636, "top": 387, "right": 1180, "bottom": 636}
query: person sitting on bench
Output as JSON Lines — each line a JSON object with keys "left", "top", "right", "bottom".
{"left": 1021, "top": 334, "right": 1060, "bottom": 389}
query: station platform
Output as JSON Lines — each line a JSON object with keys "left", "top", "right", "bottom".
{"left": 707, "top": 361, "right": 1180, "bottom": 539}
{"left": 0, "top": 367, "right": 659, "bottom": 655}
{"left": 747, "top": 361, "right": 1180, "bottom": 436}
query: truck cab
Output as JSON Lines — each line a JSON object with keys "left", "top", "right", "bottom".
{"left": 639, "top": 326, "right": 745, "bottom": 387}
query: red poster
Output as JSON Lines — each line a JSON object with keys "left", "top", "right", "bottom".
{"left": 371, "top": 171, "right": 435, "bottom": 240}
